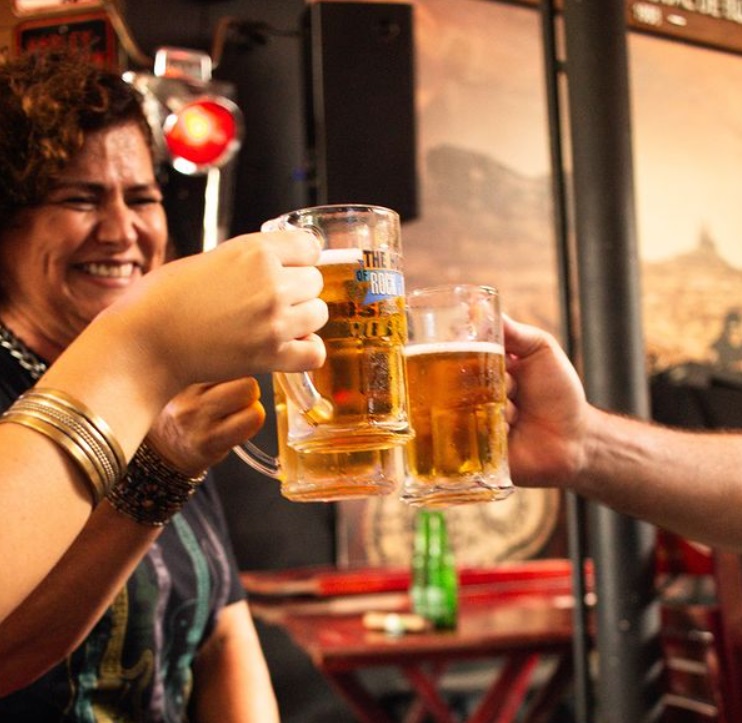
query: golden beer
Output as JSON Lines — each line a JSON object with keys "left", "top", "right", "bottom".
{"left": 274, "top": 381, "right": 403, "bottom": 501}
{"left": 403, "top": 341, "right": 510, "bottom": 506}
{"left": 287, "top": 248, "right": 412, "bottom": 453}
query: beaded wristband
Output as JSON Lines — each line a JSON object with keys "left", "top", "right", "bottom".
{"left": 107, "top": 441, "right": 207, "bottom": 527}
{"left": 0, "top": 388, "right": 126, "bottom": 504}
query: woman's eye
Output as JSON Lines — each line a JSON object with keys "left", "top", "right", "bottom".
{"left": 61, "top": 196, "right": 97, "bottom": 208}
{"left": 128, "top": 195, "right": 163, "bottom": 207}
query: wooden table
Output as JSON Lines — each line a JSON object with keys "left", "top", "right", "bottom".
{"left": 243, "top": 560, "right": 588, "bottom": 723}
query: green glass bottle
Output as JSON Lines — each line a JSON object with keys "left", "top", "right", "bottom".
{"left": 410, "top": 509, "right": 458, "bottom": 630}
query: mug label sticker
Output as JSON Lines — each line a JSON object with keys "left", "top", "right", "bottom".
{"left": 356, "top": 250, "right": 405, "bottom": 303}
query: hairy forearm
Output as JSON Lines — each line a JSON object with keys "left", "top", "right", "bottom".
{"left": 574, "top": 407, "right": 742, "bottom": 550}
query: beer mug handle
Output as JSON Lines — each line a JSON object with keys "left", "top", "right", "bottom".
{"left": 231, "top": 372, "right": 333, "bottom": 478}
{"left": 278, "top": 371, "right": 334, "bottom": 425}
{"left": 232, "top": 440, "right": 281, "bottom": 478}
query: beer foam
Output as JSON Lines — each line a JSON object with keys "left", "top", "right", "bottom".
{"left": 404, "top": 341, "right": 504, "bottom": 357}
{"left": 318, "top": 248, "right": 364, "bottom": 266}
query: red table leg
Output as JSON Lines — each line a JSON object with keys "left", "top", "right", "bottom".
{"left": 521, "top": 652, "right": 574, "bottom": 723}
{"left": 403, "top": 662, "right": 448, "bottom": 723}
{"left": 402, "top": 663, "right": 457, "bottom": 723}
{"left": 467, "top": 652, "right": 540, "bottom": 723}
{"left": 324, "top": 670, "right": 397, "bottom": 723}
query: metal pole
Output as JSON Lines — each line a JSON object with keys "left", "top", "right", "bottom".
{"left": 202, "top": 168, "right": 222, "bottom": 252}
{"left": 562, "top": 2, "right": 663, "bottom": 722}
{"left": 538, "top": 3, "right": 593, "bottom": 721}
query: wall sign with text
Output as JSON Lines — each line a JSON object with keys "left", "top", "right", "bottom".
{"left": 15, "top": 12, "right": 117, "bottom": 68}
{"left": 513, "top": 0, "right": 742, "bottom": 55}
{"left": 628, "top": 0, "right": 742, "bottom": 54}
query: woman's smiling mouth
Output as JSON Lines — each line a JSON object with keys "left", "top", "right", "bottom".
{"left": 76, "top": 262, "right": 140, "bottom": 279}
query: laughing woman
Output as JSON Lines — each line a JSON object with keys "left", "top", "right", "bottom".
{"left": 0, "top": 51, "right": 325, "bottom": 722}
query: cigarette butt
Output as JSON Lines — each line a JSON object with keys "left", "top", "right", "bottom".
{"left": 362, "top": 611, "right": 431, "bottom": 635}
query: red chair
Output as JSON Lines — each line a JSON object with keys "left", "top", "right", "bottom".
{"left": 657, "top": 531, "right": 742, "bottom": 722}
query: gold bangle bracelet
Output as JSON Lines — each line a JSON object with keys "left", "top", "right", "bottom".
{"left": 27, "top": 388, "right": 126, "bottom": 473}
{"left": 0, "top": 409, "right": 107, "bottom": 503}
{"left": 0, "top": 388, "right": 127, "bottom": 505}
{"left": 12, "top": 396, "right": 118, "bottom": 489}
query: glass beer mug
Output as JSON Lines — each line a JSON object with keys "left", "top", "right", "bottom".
{"left": 401, "top": 284, "right": 514, "bottom": 507}
{"left": 234, "top": 204, "right": 414, "bottom": 501}
{"left": 272, "top": 380, "right": 406, "bottom": 501}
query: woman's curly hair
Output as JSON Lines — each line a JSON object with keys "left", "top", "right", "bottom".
{"left": 0, "top": 50, "right": 153, "bottom": 229}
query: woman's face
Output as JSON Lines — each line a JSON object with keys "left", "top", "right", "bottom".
{"left": 0, "top": 122, "right": 168, "bottom": 358}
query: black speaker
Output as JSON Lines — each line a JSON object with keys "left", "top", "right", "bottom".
{"left": 160, "top": 169, "right": 206, "bottom": 257}
{"left": 304, "top": 2, "right": 418, "bottom": 221}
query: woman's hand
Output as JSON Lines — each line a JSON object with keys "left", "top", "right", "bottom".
{"left": 104, "top": 230, "right": 329, "bottom": 398}
{"left": 147, "top": 378, "right": 266, "bottom": 476}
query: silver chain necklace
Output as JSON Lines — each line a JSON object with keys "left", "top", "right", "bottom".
{"left": 0, "top": 324, "right": 48, "bottom": 381}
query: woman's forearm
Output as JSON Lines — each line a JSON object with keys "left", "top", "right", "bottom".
{"left": 0, "top": 502, "right": 160, "bottom": 695}
{"left": 190, "top": 602, "right": 279, "bottom": 723}
{"left": 0, "top": 317, "right": 175, "bottom": 623}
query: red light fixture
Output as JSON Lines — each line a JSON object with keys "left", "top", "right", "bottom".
{"left": 125, "top": 49, "right": 244, "bottom": 176}
{"left": 162, "top": 96, "right": 242, "bottom": 175}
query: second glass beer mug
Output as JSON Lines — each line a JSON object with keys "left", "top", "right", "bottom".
{"left": 235, "top": 204, "right": 414, "bottom": 499}
{"left": 401, "top": 284, "right": 514, "bottom": 507}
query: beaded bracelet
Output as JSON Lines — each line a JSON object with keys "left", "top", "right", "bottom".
{"left": 107, "top": 441, "right": 207, "bottom": 527}
{"left": 0, "top": 387, "right": 126, "bottom": 504}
